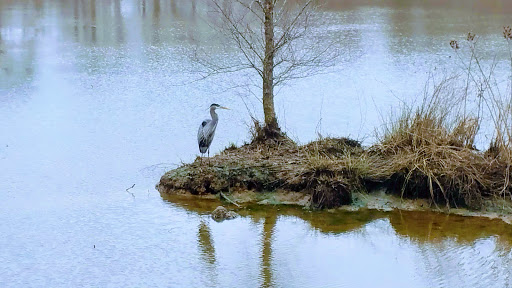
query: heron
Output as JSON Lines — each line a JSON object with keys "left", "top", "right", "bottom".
{"left": 197, "top": 103, "right": 230, "bottom": 164}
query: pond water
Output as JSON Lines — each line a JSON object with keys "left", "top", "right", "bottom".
{"left": 1, "top": 1, "right": 512, "bottom": 287}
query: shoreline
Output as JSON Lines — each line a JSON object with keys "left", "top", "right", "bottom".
{"left": 158, "top": 189, "right": 512, "bottom": 225}
{"left": 157, "top": 137, "right": 512, "bottom": 224}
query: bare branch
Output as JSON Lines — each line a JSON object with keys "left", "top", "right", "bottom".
{"left": 192, "top": 0, "right": 340, "bottom": 129}
{"left": 210, "top": 0, "right": 264, "bottom": 62}
{"left": 234, "top": 0, "right": 264, "bottom": 22}
{"left": 274, "top": 0, "right": 314, "bottom": 51}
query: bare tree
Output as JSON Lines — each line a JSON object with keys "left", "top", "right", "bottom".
{"left": 196, "top": 0, "right": 338, "bottom": 137}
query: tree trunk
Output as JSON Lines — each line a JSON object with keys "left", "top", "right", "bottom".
{"left": 262, "top": 0, "right": 278, "bottom": 131}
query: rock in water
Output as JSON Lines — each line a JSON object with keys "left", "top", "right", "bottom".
{"left": 211, "top": 206, "right": 238, "bottom": 221}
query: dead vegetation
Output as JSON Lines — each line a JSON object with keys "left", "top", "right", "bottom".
{"left": 249, "top": 118, "right": 288, "bottom": 146}
{"left": 158, "top": 135, "right": 362, "bottom": 209}
{"left": 372, "top": 110, "right": 505, "bottom": 209}
{"left": 368, "top": 67, "right": 512, "bottom": 209}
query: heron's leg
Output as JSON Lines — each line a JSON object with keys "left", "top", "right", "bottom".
{"left": 208, "top": 149, "right": 210, "bottom": 166}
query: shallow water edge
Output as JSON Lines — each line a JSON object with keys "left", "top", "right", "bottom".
{"left": 158, "top": 138, "right": 512, "bottom": 225}
{"left": 160, "top": 188, "right": 512, "bottom": 225}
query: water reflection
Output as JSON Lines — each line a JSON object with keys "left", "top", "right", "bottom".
{"left": 2, "top": 0, "right": 511, "bottom": 88}
{"left": 197, "top": 220, "right": 218, "bottom": 287}
{"left": 2, "top": 0, "right": 512, "bottom": 286}
{"left": 198, "top": 221, "right": 216, "bottom": 265}
{"left": 164, "top": 194, "right": 512, "bottom": 244}
{"left": 0, "top": 0, "right": 207, "bottom": 89}
{"left": 0, "top": 1, "right": 39, "bottom": 88}
{"left": 163, "top": 194, "right": 512, "bottom": 287}
{"left": 324, "top": 0, "right": 512, "bottom": 14}
{"left": 390, "top": 210, "right": 512, "bottom": 244}
{"left": 260, "top": 214, "right": 276, "bottom": 288}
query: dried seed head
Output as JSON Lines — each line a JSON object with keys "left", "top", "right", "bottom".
{"left": 504, "top": 26, "right": 512, "bottom": 40}
{"left": 466, "top": 32, "right": 475, "bottom": 42}
{"left": 450, "top": 40, "right": 459, "bottom": 50}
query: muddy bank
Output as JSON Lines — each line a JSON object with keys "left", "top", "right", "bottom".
{"left": 157, "top": 137, "right": 512, "bottom": 224}
{"left": 158, "top": 137, "right": 360, "bottom": 209}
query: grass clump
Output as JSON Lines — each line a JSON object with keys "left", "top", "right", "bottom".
{"left": 372, "top": 102, "right": 507, "bottom": 209}
{"left": 370, "top": 28, "right": 512, "bottom": 209}
{"left": 249, "top": 118, "right": 289, "bottom": 146}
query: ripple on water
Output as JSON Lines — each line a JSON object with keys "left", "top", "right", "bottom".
{"left": 2, "top": 0, "right": 512, "bottom": 287}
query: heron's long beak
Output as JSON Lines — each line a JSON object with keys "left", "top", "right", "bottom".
{"left": 220, "top": 106, "right": 230, "bottom": 110}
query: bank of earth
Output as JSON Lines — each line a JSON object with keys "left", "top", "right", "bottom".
{"left": 158, "top": 137, "right": 512, "bottom": 224}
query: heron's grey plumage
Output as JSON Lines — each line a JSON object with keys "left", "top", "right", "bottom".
{"left": 197, "top": 104, "right": 228, "bottom": 159}
{"left": 197, "top": 118, "right": 217, "bottom": 154}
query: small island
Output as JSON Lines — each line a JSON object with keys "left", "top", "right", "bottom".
{"left": 158, "top": 2, "right": 512, "bottom": 224}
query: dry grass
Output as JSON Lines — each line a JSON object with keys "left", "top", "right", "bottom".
{"left": 249, "top": 118, "right": 288, "bottom": 146}
{"left": 371, "top": 73, "right": 512, "bottom": 209}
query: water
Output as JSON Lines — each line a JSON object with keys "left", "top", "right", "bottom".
{"left": 1, "top": 1, "right": 512, "bottom": 287}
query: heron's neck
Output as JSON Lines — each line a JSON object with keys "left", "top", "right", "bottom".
{"left": 210, "top": 108, "right": 218, "bottom": 123}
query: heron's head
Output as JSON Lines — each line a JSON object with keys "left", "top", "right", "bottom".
{"left": 210, "top": 103, "right": 230, "bottom": 110}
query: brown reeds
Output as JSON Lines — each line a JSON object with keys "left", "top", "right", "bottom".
{"left": 369, "top": 30, "right": 512, "bottom": 209}
{"left": 371, "top": 76, "right": 488, "bottom": 208}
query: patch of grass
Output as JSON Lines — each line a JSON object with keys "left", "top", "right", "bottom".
{"left": 371, "top": 71, "right": 511, "bottom": 209}
{"left": 224, "top": 142, "right": 238, "bottom": 152}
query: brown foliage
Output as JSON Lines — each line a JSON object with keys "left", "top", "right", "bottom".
{"left": 372, "top": 91, "right": 511, "bottom": 209}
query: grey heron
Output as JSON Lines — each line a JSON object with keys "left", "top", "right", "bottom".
{"left": 197, "top": 103, "right": 230, "bottom": 163}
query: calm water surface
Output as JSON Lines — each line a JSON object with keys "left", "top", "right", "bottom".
{"left": 1, "top": 1, "right": 512, "bottom": 287}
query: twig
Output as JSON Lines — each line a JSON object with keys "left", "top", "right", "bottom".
{"left": 126, "top": 184, "right": 135, "bottom": 198}
{"left": 219, "top": 191, "right": 241, "bottom": 208}
{"left": 126, "top": 184, "right": 135, "bottom": 192}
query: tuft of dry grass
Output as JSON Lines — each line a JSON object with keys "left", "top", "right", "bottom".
{"left": 371, "top": 73, "right": 512, "bottom": 209}
{"left": 376, "top": 76, "right": 478, "bottom": 154}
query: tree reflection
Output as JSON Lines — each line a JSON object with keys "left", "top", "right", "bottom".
{"left": 163, "top": 195, "right": 512, "bottom": 287}
{"left": 389, "top": 210, "right": 512, "bottom": 244}
{"left": 163, "top": 194, "right": 512, "bottom": 245}
{"left": 90, "top": 0, "right": 96, "bottom": 43}
{"left": 260, "top": 214, "right": 277, "bottom": 288}
{"left": 197, "top": 220, "right": 219, "bottom": 287}
{"left": 0, "top": 1, "right": 38, "bottom": 88}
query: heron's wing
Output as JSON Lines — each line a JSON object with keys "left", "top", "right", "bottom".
{"left": 198, "top": 119, "right": 215, "bottom": 153}
{"left": 198, "top": 119, "right": 210, "bottom": 139}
